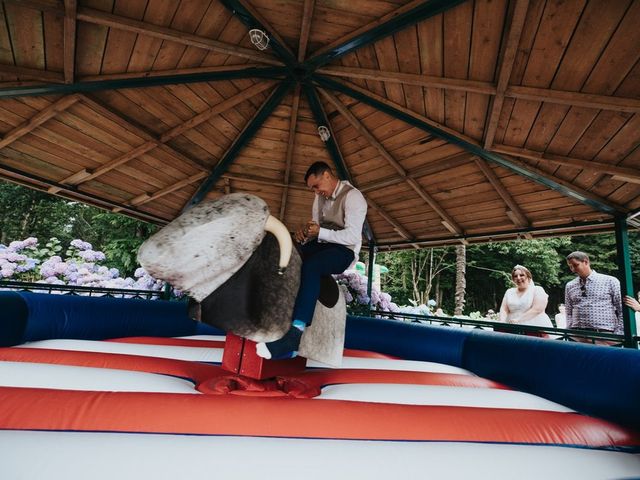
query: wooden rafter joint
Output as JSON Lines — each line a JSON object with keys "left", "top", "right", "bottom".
{"left": 59, "top": 168, "right": 92, "bottom": 185}
{"left": 129, "top": 193, "right": 152, "bottom": 206}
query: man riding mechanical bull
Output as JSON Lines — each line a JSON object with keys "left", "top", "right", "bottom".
{"left": 138, "top": 161, "right": 367, "bottom": 364}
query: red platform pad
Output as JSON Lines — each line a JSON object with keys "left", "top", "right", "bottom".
{"left": 221, "top": 333, "right": 306, "bottom": 379}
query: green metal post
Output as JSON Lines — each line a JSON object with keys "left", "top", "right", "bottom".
{"left": 367, "top": 241, "right": 376, "bottom": 311}
{"left": 614, "top": 216, "right": 637, "bottom": 348}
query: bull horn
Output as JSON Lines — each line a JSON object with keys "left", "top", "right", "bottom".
{"left": 264, "top": 215, "right": 292, "bottom": 275}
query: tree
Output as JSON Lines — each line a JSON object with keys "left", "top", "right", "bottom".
{"left": 454, "top": 244, "right": 466, "bottom": 315}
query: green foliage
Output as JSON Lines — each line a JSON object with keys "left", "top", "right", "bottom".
{"left": 31, "top": 237, "right": 63, "bottom": 262}
{"left": 377, "top": 232, "right": 639, "bottom": 316}
{"left": 0, "top": 180, "right": 157, "bottom": 277}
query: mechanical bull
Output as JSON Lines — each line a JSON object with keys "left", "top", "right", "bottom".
{"left": 137, "top": 193, "right": 346, "bottom": 365}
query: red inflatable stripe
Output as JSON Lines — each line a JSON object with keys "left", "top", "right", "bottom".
{"left": 0, "top": 386, "right": 637, "bottom": 448}
{"left": 0, "top": 348, "right": 500, "bottom": 390}
{"left": 107, "top": 336, "right": 398, "bottom": 359}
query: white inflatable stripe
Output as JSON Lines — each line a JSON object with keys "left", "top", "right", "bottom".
{"left": 1, "top": 431, "right": 638, "bottom": 480}
{"left": 0, "top": 361, "right": 199, "bottom": 394}
{"left": 17, "top": 339, "right": 222, "bottom": 363}
{"left": 175, "top": 335, "right": 226, "bottom": 341}
{"left": 318, "top": 384, "right": 574, "bottom": 412}
{"left": 309, "top": 356, "right": 473, "bottom": 375}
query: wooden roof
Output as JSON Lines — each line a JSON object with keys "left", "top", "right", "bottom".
{"left": 0, "top": 0, "right": 638, "bottom": 249}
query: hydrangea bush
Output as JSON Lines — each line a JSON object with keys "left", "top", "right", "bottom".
{"left": 0, "top": 237, "right": 164, "bottom": 294}
{"left": 334, "top": 270, "right": 399, "bottom": 315}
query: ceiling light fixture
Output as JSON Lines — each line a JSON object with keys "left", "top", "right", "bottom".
{"left": 318, "top": 126, "right": 330, "bottom": 142}
{"left": 249, "top": 29, "right": 270, "bottom": 50}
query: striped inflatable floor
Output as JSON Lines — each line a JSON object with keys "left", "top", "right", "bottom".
{"left": 1, "top": 335, "right": 639, "bottom": 479}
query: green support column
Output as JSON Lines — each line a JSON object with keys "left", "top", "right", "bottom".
{"left": 614, "top": 216, "right": 637, "bottom": 348}
{"left": 367, "top": 242, "right": 376, "bottom": 312}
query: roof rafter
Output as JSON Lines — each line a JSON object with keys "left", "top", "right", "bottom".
{"left": 0, "top": 65, "right": 64, "bottom": 84}
{"left": 473, "top": 158, "right": 530, "bottom": 228}
{"left": 0, "top": 159, "right": 170, "bottom": 224}
{"left": 303, "top": 83, "right": 378, "bottom": 243}
{"left": 0, "top": 94, "right": 81, "bottom": 149}
{"left": 484, "top": 0, "right": 529, "bottom": 149}
{"left": 185, "top": 79, "right": 294, "bottom": 210}
{"left": 314, "top": 75, "right": 626, "bottom": 216}
{"left": 492, "top": 144, "right": 640, "bottom": 184}
{"left": 279, "top": 84, "right": 301, "bottom": 221}
{"left": 318, "top": 87, "right": 464, "bottom": 235}
{"left": 305, "top": 0, "right": 468, "bottom": 70}
{"left": 359, "top": 153, "right": 471, "bottom": 193}
{"left": 298, "top": 0, "right": 316, "bottom": 63}
{"left": 58, "top": 83, "right": 275, "bottom": 187}
{"left": 76, "top": 6, "right": 282, "bottom": 66}
{"left": 63, "top": 0, "right": 77, "bottom": 84}
{"left": 0, "top": 66, "right": 287, "bottom": 98}
{"left": 317, "top": 66, "right": 640, "bottom": 113}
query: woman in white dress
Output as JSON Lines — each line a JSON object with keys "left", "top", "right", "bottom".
{"left": 498, "top": 265, "right": 553, "bottom": 328}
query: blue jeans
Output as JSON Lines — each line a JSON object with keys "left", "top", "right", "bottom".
{"left": 292, "top": 240, "right": 355, "bottom": 325}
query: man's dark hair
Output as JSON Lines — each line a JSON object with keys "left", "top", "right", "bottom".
{"left": 566, "top": 251, "right": 589, "bottom": 262}
{"left": 304, "top": 161, "right": 333, "bottom": 183}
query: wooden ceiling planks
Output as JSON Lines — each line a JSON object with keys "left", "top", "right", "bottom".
{"left": 0, "top": 0, "right": 637, "bottom": 247}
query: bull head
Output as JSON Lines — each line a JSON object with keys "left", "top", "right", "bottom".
{"left": 138, "top": 194, "right": 300, "bottom": 341}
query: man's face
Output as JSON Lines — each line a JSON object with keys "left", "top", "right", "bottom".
{"left": 567, "top": 258, "right": 590, "bottom": 278}
{"left": 306, "top": 171, "right": 334, "bottom": 198}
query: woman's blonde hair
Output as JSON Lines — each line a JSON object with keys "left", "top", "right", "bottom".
{"left": 511, "top": 264, "right": 532, "bottom": 280}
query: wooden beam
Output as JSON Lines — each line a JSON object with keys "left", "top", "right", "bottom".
{"left": 129, "top": 172, "right": 208, "bottom": 207}
{"left": 59, "top": 84, "right": 274, "bottom": 186}
{"left": 279, "top": 84, "right": 301, "bottom": 221}
{"left": 366, "top": 196, "right": 415, "bottom": 242}
{"left": 76, "top": 64, "right": 265, "bottom": 82}
{"left": 506, "top": 85, "right": 640, "bottom": 113}
{"left": 317, "top": 66, "right": 640, "bottom": 114}
{"left": 492, "top": 144, "right": 640, "bottom": 183}
{"left": 63, "top": 0, "right": 77, "bottom": 84}
{"left": 76, "top": 6, "right": 282, "bottom": 66}
{"left": 473, "top": 157, "right": 530, "bottom": 227}
{"left": 297, "top": 0, "right": 315, "bottom": 62}
{"left": 317, "top": 66, "right": 495, "bottom": 95}
{"left": 223, "top": 172, "right": 307, "bottom": 190}
{"left": 484, "top": 0, "right": 529, "bottom": 149}
{"left": 0, "top": 159, "right": 169, "bottom": 224}
{"left": 359, "top": 153, "right": 471, "bottom": 192}
{"left": 0, "top": 94, "right": 81, "bottom": 149}
{"left": 319, "top": 87, "right": 464, "bottom": 235}
{"left": 158, "top": 81, "right": 275, "bottom": 142}
{"left": 499, "top": 155, "right": 627, "bottom": 213}
{"left": 316, "top": 75, "right": 626, "bottom": 215}
{"left": 306, "top": 0, "right": 466, "bottom": 69}
{"left": 0, "top": 64, "right": 65, "bottom": 84}
{"left": 2, "top": 1, "right": 63, "bottom": 15}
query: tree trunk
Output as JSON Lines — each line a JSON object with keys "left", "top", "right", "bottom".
{"left": 454, "top": 244, "right": 466, "bottom": 316}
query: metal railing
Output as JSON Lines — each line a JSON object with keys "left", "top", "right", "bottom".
{"left": 369, "top": 310, "right": 630, "bottom": 347}
{"left": 0, "top": 280, "right": 165, "bottom": 300}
